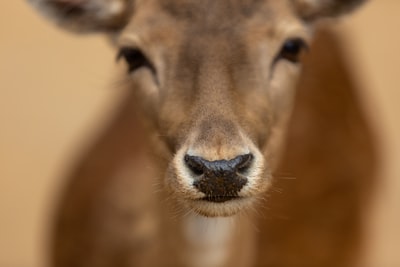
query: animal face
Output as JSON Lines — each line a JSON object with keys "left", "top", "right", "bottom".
{"left": 28, "top": 0, "right": 366, "bottom": 217}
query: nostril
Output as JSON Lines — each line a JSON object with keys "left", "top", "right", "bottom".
{"left": 184, "top": 155, "right": 204, "bottom": 176}
{"left": 235, "top": 154, "right": 253, "bottom": 175}
{"left": 184, "top": 153, "right": 254, "bottom": 177}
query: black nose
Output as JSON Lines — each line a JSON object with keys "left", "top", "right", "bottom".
{"left": 184, "top": 154, "right": 253, "bottom": 202}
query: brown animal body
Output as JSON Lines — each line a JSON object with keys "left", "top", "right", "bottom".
{"left": 27, "top": 0, "right": 376, "bottom": 266}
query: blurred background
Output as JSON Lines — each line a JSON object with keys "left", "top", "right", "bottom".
{"left": 0, "top": 1, "right": 399, "bottom": 266}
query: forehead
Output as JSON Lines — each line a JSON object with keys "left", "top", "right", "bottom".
{"left": 122, "top": 0, "right": 303, "bottom": 39}
{"left": 160, "top": 0, "right": 272, "bottom": 25}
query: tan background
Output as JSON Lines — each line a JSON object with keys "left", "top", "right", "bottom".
{"left": 0, "top": 1, "right": 399, "bottom": 266}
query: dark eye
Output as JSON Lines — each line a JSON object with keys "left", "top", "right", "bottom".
{"left": 278, "top": 38, "right": 308, "bottom": 63}
{"left": 117, "top": 47, "right": 152, "bottom": 73}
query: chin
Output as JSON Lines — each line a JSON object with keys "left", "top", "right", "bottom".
{"left": 184, "top": 197, "right": 256, "bottom": 217}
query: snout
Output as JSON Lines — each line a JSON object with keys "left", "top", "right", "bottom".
{"left": 170, "top": 140, "right": 269, "bottom": 216}
{"left": 184, "top": 154, "right": 252, "bottom": 202}
{"left": 166, "top": 116, "right": 270, "bottom": 216}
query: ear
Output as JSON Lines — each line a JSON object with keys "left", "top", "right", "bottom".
{"left": 27, "top": 0, "right": 134, "bottom": 33}
{"left": 291, "top": 0, "right": 367, "bottom": 21}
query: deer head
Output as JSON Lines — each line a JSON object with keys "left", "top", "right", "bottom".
{"left": 28, "top": 0, "right": 366, "bottom": 217}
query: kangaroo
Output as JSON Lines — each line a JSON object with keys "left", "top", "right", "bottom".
{"left": 27, "top": 0, "right": 372, "bottom": 267}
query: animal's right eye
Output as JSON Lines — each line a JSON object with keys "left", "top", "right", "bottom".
{"left": 117, "top": 47, "right": 151, "bottom": 73}
{"left": 277, "top": 38, "right": 308, "bottom": 64}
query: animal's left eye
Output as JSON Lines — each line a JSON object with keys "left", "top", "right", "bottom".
{"left": 277, "top": 38, "right": 308, "bottom": 63}
{"left": 117, "top": 47, "right": 151, "bottom": 73}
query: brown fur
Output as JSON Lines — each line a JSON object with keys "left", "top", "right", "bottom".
{"left": 26, "top": 0, "right": 375, "bottom": 266}
{"left": 256, "top": 28, "right": 377, "bottom": 267}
